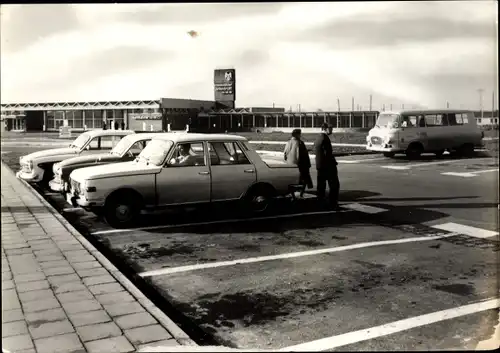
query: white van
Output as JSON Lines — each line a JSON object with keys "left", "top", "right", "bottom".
{"left": 366, "top": 109, "right": 484, "bottom": 159}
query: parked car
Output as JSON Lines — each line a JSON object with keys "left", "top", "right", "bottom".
{"left": 16, "top": 129, "right": 134, "bottom": 185}
{"left": 66, "top": 133, "right": 300, "bottom": 227}
{"left": 366, "top": 109, "right": 484, "bottom": 159}
{"left": 49, "top": 133, "right": 161, "bottom": 193}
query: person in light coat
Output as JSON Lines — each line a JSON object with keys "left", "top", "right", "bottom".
{"left": 284, "top": 129, "right": 313, "bottom": 198}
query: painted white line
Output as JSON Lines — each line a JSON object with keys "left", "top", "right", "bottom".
{"left": 90, "top": 208, "right": 354, "bottom": 236}
{"left": 382, "top": 158, "right": 493, "bottom": 170}
{"left": 280, "top": 298, "right": 500, "bottom": 351}
{"left": 431, "top": 222, "right": 499, "bottom": 239}
{"left": 62, "top": 207, "right": 83, "bottom": 213}
{"left": 342, "top": 203, "right": 389, "bottom": 214}
{"left": 441, "top": 168, "right": 498, "bottom": 178}
{"left": 257, "top": 151, "right": 386, "bottom": 164}
{"left": 251, "top": 141, "right": 367, "bottom": 147}
{"left": 483, "top": 137, "right": 499, "bottom": 141}
{"left": 138, "top": 232, "right": 459, "bottom": 278}
{"left": 381, "top": 165, "right": 411, "bottom": 170}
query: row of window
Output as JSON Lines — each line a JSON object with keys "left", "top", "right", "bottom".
{"left": 401, "top": 113, "right": 471, "bottom": 128}
{"left": 169, "top": 142, "right": 250, "bottom": 167}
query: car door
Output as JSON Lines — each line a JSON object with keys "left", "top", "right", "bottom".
{"left": 423, "top": 114, "right": 448, "bottom": 151}
{"left": 208, "top": 141, "right": 257, "bottom": 201}
{"left": 156, "top": 141, "right": 211, "bottom": 206}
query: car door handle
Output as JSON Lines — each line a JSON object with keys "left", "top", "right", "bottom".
{"left": 244, "top": 169, "right": 255, "bottom": 173}
{"left": 199, "top": 171, "right": 210, "bottom": 175}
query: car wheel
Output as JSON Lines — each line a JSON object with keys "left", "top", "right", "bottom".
{"left": 244, "top": 186, "right": 274, "bottom": 214}
{"left": 104, "top": 194, "right": 140, "bottom": 228}
{"left": 383, "top": 152, "right": 395, "bottom": 158}
{"left": 458, "top": 144, "right": 474, "bottom": 158}
{"left": 405, "top": 143, "right": 423, "bottom": 160}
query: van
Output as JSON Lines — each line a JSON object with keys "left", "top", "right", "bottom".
{"left": 366, "top": 109, "right": 484, "bottom": 159}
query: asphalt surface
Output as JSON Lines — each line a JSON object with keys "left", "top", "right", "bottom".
{"left": 1, "top": 143, "right": 499, "bottom": 351}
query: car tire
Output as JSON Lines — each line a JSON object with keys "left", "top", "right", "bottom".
{"left": 244, "top": 185, "right": 275, "bottom": 214}
{"left": 405, "top": 143, "right": 423, "bottom": 160}
{"left": 383, "top": 152, "right": 395, "bottom": 158}
{"left": 104, "top": 193, "right": 140, "bottom": 228}
{"left": 458, "top": 143, "right": 474, "bottom": 158}
{"left": 434, "top": 149, "right": 445, "bottom": 157}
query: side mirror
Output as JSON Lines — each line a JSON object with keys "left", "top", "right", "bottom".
{"left": 169, "top": 158, "right": 176, "bottom": 165}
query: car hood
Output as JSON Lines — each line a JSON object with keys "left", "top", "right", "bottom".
{"left": 70, "top": 161, "right": 159, "bottom": 181}
{"left": 22, "top": 147, "right": 78, "bottom": 162}
{"left": 57, "top": 153, "right": 118, "bottom": 168}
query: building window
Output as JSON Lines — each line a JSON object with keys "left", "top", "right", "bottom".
{"left": 84, "top": 110, "right": 94, "bottom": 129}
{"left": 54, "top": 111, "right": 64, "bottom": 129}
{"left": 114, "top": 110, "right": 124, "bottom": 127}
{"left": 65, "top": 111, "right": 74, "bottom": 128}
{"left": 46, "top": 111, "right": 55, "bottom": 129}
{"left": 93, "top": 110, "right": 103, "bottom": 128}
{"left": 73, "top": 110, "right": 83, "bottom": 128}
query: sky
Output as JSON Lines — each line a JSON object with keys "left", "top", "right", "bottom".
{"left": 0, "top": 1, "right": 498, "bottom": 111}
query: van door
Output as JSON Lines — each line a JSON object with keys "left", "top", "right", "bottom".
{"left": 398, "top": 114, "right": 422, "bottom": 151}
{"left": 422, "top": 113, "right": 449, "bottom": 151}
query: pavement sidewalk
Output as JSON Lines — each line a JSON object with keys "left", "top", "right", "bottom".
{"left": 1, "top": 162, "right": 196, "bottom": 352}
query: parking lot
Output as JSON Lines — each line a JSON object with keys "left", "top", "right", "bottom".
{"left": 2, "top": 144, "right": 499, "bottom": 350}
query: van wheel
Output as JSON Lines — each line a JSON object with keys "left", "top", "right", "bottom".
{"left": 104, "top": 193, "right": 140, "bottom": 228}
{"left": 383, "top": 152, "right": 395, "bottom": 158}
{"left": 458, "top": 144, "right": 474, "bottom": 157}
{"left": 244, "top": 185, "right": 275, "bottom": 214}
{"left": 434, "top": 150, "right": 445, "bottom": 157}
{"left": 405, "top": 143, "right": 423, "bottom": 159}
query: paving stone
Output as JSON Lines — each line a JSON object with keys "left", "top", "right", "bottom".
{"left": 52, "top": 281, "right": 87, "bottom": 294}
{"left": 57, "top": 289, "right": 94, "bottom": 303}
{"left": 13, "top": 272, "right": 46, "bottom": 283}
{"left": 25, "top": 308, "right": 67, "bottom": 326}
{"left": 2, "top": 289, "right": 21, "bottom": 310}
{"left": 10, "top": 263, "right": 42, "bottom": 275}
{"left": 34, "top": 333, "right": 84, "bottom": 353}
{"left": 104, "top": 301, "right": 144, "bottom": 317}
{"left": 95, "top": 291, "right": 136, "bottom": 305}
{"left": 28, "top": 319, "right": 75, "bottom": 339}
{"left": 2, "top": 279, "right": 15, "bottom": 290}
{"left": 47, "top": 273, "right": 80, "bottom": 286}
{"left": 124, "top": 324, "right": 172, "bottom": 345}
{"left": 68, "top": 309, "right": 111, "bottom": 327}
{"left": 83, "top": 274, "right": 116, "bottom": 287}
{"left": 34, "top": 249, "right": 63, "bottom": 257}
{"left": 84, "top": 335, "right": 135, "bottom": 353}
{"left": 2, "top": 309, "right": 24, "bottom": 323}
{"left": 2, "top": 320, "right": 29, "bottom": 337}
{"left": 76, "top": 321, "right": 122, "bottom": 342}
{"left": 137, "top": 338, "right": 180, "bottom": 351}
{"left": 35, "top": 254, "right": 65, "bottom": 262}
{"left": 43, "top": 265, "right": 76, "bottom": 277}
{"left": 77, "top": 267, "right": 109, "bottom": 278}
{"left": 2, "top": 271, "right": 13, "bottom": 281}
{"left": 28, "top": 242, "right": 56, "bottom": 251}
{"left": 2, "top": 242, "right": 30, "bottom": 250}
{"left": 19, "top": 289, "right": 55, "bottom": 303}
{"left": 16, "top": 349, "right": 37, "bottom": 353}
{"left": 114, "top": 311, "right": 157, "bottom": 330}
{"left": 17, "top": 279, "right": 50, "bottom": 292}
{"left": 64, "top": 250, "right": 90, "bottom": 259}
{"left": 22, "top": 297, "right": 60, "bottom": 313}
{"left": 59, "top": 244, "right": 85, "bottom": 251}
{"left": 40, "top": 259, "right": 71, "bottom": 269}
{"left": 69, "top": 254, "right": 96, "bottom": 263}
{"left": 2, "top": 333, "right": 34, "bottom": 351}
{"left": 89, "top": 282, "right": 123, "bottom": 296}
{"left": 6, "top": 247, "right": 34, "bottom": 255}
{"left": 73, "top": 261, "right": 101, "bottom": 271}
{"left": 62, "top": 299, "right": 102, "bottom": 314}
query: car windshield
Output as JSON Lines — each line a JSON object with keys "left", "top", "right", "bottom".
{"left": 136, "top": 139, "right": 174, "bottom": 166}
{"left": 70, "top": 133, "right": 91, "bottom": 149}
{"left": 375, "top": 113, "right": 400, "bottom": 128}
{"left": 111, "top": 136, "right": 133, "bottom": 156}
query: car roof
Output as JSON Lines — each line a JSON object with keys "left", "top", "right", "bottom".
{"left": 83, "top": 129, "right": 135, "bottom": 138}
{"left": 150, "top": 133, "right": 248, "bottom": 143}
{"left": 122, "top": 132, "right": 169, "bottom": 142}
{"left": 381, "top": 109, "right": 473, "bottom": 115}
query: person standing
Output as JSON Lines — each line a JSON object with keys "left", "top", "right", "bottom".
{"left": 314, "top": 123, "right": 340, "bottom": 208}
{"left": 284, "top": 129, "right": 313, "bottom": 198}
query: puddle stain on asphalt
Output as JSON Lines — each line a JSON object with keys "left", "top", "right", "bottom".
{"left": 121, "top": 242, "right": 197, "bottom": 259}
{"left": 433, "top": 283, "right": 476, "bottom": 296}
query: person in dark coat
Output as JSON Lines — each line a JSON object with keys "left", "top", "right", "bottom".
{"left": 314, "top": 123, "right": 340, "bottom": 208}
{"left": 284, "top": 129, "right": 313, "bottom": 198}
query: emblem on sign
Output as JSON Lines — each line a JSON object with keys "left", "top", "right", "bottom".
{"left": 225, "top": 71, "right": 233, "bottom": 82}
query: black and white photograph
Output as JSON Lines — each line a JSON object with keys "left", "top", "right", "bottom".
{"left": 1, "top": 1, "right": 499, "bottom": 352}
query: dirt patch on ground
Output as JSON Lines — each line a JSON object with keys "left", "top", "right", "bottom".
{"left": 121, "top": 242, "right": 198, "bottom": 259}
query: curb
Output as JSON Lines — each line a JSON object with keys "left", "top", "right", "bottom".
{"left": 4, "top": 163, "right": 197, "bottom": 347}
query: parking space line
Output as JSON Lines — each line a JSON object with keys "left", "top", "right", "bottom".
{"left": 90, "top": 208, "right": 355, "bottom": 236}
{"left": 138, "top": 232, "right": 459, "bottom": 278}
{"left": 280, "top": 298, "right": 500, "bottom": 351}
{"left": 431, "top": 222, "right": 499, "bottom": 239}
{"left": 342, "top": 203, "right": 388, "bottom": 214}
{"left": 441, "top": 169, "right": 498, "bottom": 178}
{"left": 381, "top": 157, "right": 493, "bottom": 170}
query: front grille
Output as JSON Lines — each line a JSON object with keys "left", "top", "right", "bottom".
{"left": 370, "top": 136, "right": 383, "bottom": 145}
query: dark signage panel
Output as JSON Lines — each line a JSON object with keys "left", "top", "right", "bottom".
{"left": 214, "top": 69, "right": 236, "bottom": 102}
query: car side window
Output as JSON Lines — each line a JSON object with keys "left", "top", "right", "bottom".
{"left": 424, "top": 114, "right": 439, "bottom": 127}
{"left": 168, "top": 142, "right": 205, "bottom": 167}
{"left": 401, "top": 115, "right": 417, "bottom": 128}
{"left": 129, "top": 141, "right": 147, "bottom": 156}
{"left": 448, "top": 113, "right": 463, "bottom": 126}
{"left": 228, "top": 142, "right": 251, "bottom": 165}
{"left": 100, "top": 136, "right": 123, "bottom": 150}
{"left": 209, "top": 142, "right": 251, "bottom": 165}
{"left": 87, "top": 137, "right": 100, "bottom": 150}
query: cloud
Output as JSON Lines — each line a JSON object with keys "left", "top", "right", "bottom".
{"left": 0, "top": 4, "right": 81, "bottom": 53}
{"left": 117, "top": 3, "right": 285, "bottom": 25}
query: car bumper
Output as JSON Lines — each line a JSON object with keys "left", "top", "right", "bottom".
{"left": 65, "top": 190, "right": 104, "bottom": 208}
{"left": 16, "top": 170, "right": 42, "bottom": 183}
{"left": 366, "top": 144, "right": 402, "bottom": 152}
